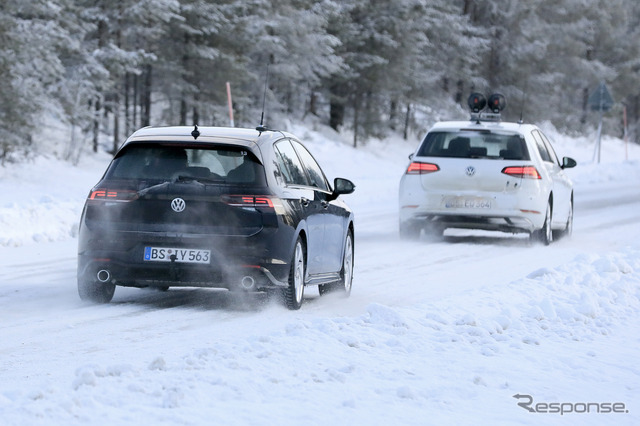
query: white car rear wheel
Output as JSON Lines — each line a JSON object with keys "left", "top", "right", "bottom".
{"left": 532, "top": 201, "right": 553, "bottom": 245}
{"left": 554, "top": 199, "right": 573, "bottom": 240}
{"left": 399, "top": 221, "right": 421, "bottom": 240}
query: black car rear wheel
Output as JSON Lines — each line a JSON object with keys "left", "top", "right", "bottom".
{"left": 283, "top": 238, "right": 305, "bottom": 310}
{"left": 78, "top": 279, "right": 116, "bottom": 303}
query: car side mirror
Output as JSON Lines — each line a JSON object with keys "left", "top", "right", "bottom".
{"left": 562, "top": 157, "right": 577, "bottom": 169}
{"left": 333, "top": 177, "right": 355, "bottom": 196}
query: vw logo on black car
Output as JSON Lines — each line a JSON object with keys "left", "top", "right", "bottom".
{"left": 171, "top": 197, "right": 186, "bottom": 212}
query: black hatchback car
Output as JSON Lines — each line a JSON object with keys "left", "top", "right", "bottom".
{"left": 77, "top": 126, "right": 355, "bottom": 309}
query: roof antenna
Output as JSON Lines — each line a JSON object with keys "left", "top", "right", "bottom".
{"left": 256, "top": 63, "right": 270, "bottom": 133}
{"left": 518, "top": 80, "right": 528, "bottom": 124}
{"left": 191, "top": 123, "right": 200, "bottom": 139}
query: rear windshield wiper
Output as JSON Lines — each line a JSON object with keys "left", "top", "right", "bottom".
{"left": 173, "top": 175, "right": 225, "bottom": 184}
{"left": 136, "top": 181, "right": 171, "bottom": 196}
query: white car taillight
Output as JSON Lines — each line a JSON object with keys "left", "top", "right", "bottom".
{"left": 406, "top": 162, "right": 440, "bottom": 175}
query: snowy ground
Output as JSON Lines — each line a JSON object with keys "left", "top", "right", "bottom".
{"left": 1, "top": 123, "right": 639, "bottom": 425}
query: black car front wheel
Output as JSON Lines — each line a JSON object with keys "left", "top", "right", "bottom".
{"left": 319, "top": 230, "right": 354, "bottom": 297}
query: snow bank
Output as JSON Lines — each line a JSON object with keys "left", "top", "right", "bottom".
{"left": 1, "top": 248, "right": 638, "bottom": 425}
{"left": 0, "top": 154, "right": 110, "bottom": 247}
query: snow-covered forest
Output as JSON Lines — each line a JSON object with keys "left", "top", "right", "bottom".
{"left": 1, "top": 0, "right": 640, "bottom": 162}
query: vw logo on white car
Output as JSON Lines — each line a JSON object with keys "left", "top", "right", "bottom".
{"left": 171, "top": 198, "right": 186, "bottom": 212}
{"left": 465, "top": 166, "right": 476, "bottom": 177}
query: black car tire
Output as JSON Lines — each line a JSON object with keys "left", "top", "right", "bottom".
{"left": 283, "top": 237, "right": 306, "bottom": 310}
{"left": 319, "top": 230, "right": 354, "bottom": 297}
{"left": 78, "top": 279, "right": 116, "bottom": 303}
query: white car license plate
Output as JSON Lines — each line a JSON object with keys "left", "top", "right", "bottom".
{"left": 144, "top": 247, "right": 211, "bottom": 264}
{"left": 443, "top": 196, "right": 492, "bottom": 209}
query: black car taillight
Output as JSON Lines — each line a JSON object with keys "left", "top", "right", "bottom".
{"left": 501, "top": 166, "right": 541, "bottom": 179}
{"left": 406, "top": 162, "right": 440, "bottom": 175}
{"left": 221, "top": 195, "right": 282, "bottom": 212}
{"left": 88, "top": 189, "right": 139, "bottom": 202}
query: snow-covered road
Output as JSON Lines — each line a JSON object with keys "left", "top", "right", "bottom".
{"left": 1, "top": 128, "right": 639, "bottom": 425}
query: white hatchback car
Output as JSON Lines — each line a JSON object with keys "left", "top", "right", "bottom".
{"left": 399, "top": 93, "right": 576, "bottom": 244}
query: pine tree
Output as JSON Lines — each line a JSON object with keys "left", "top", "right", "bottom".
{"left": 0, "top": 0, "right": 69, "bottom": 161}
{"left": 3, "top": 0, "right": 640, "bottom": 163}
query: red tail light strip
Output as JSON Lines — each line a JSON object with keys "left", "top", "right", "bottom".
{"left": 222, "top": 195, "right": 276, "bottom": 209}
{"left": 89, "top": 190, "right": 117, "bottom": 199}
{"left": 406, "top": 162, "right": 440, "bottom": 175}
{"left": 501, "top": 166, "right": 542, "bottom": 179}
{"left": 89, "top": 189, "right": 139, "bottom": 201}
{"left": 253, "top": 197, "right": 274, "bottom": 208}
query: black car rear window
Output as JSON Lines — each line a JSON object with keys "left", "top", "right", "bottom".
{"left": 105, "top": 143, "right": 265, "bottom": 185}
{"left": 417, "top": 131, "right": 530, "bottom": 160}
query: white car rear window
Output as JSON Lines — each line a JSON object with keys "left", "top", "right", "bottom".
{"left": 417, "top": 131, "right": 530, "bottom": 160}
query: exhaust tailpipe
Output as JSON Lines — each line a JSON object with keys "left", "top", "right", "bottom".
{"left": 97, "top": 269, "right": 111, "bottom": 283}
{"left": 241, "top": 276, "right": 256, "bottom": 290}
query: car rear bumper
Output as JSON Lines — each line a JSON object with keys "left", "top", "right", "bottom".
{"left": 77, "top": 229, "right": 292, "bottom": 291}
{"left": 400, "top": 210, "right": 537, "bottom": 234}
{"left": 399, "top": 187, "right": 547, "bottom": 233}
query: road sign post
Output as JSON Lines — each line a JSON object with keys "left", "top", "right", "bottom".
{"left": 587, "top": 81, "right": 614, "bottom": 164}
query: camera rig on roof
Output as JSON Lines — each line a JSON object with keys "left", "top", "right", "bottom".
{"left": 468, "top": 92, "right": 506, "bottom": 123}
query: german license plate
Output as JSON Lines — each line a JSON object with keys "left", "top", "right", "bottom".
{"left": 444, "top": 196, "right": 492, "bottom": 209}
{"left": 144, "top": 247, "right": 211, "bottom": 264}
